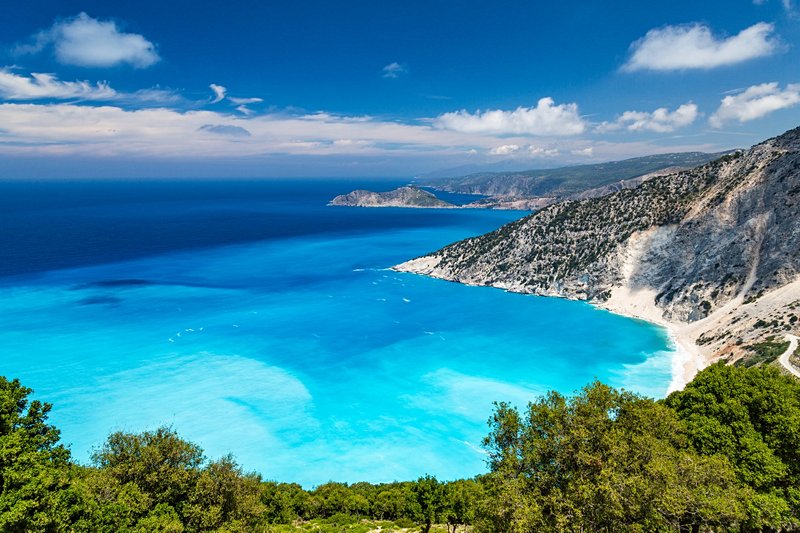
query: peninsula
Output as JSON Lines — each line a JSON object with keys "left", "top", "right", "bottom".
{"left": 396, "top": 126, "right": 800, "bottom": 388}
{"left": 328, "top": 186, "right": 456, "bottom": 208}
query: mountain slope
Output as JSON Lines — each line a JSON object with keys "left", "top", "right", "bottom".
{"left": 397, "top": 127, "right": 800, "bottom": 372}
{"left": 420, "top": 152, "right": 726, "bottom": 200}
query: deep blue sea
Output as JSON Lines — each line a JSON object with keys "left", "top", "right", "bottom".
{"left": 0, "top": 179, "right": 674, "bottom": 486}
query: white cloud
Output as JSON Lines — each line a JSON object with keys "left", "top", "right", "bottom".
{"left": 489, "top": 144, "right": 559, "bottom": 157}
{"left": 0, "top": 98, "right": 721, "bottom": 166}
{"left": 209, "top": 84, "right": 226, "bottom": 103}
{"left": 435, "top": 97, "right": 586, "bottom": 136}
{"left": 709, "top": 82, "right": 800, "bottom": 127}
{"left": 0, "top": 69, "right": 116, "bottom": 100}
{"left": 598, "top": 103, "right": 699, "bottom": 133}
{"left": 528, "top": 145, "right": 559, "bottom": 157}
{"left": 382, "top": 62, "right": 407, "bottom": 78}
{"left": 0, "top": 69, "right": 180, "bottom": 105}
{"left": 229, "top": 96, "right": 263, "bottom": 105}
{"left": 208, "top": 85, "right": 262, "bottom": 113}
{"left": 0, "top": 103, "right": 474, "bottom": 158}
{"left": 623, "top": 22, "right": 778, "bottom": 71}
{"left": 571, "top": 147, "right": 594, "bottom": 157}
{"left": 489, "top": 144, "right": 520, "bottom": 155}
{"left": 16, "top": 12, "right": 160, "bottom": 68}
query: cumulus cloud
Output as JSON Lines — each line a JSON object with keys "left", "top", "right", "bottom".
{"left": 709, "top": 82, "right": 800, "bottom": 128}
{"left": 598, "top": 103, "right": 699, "bottom": 133}
{"left": 0, "top": 69, "right": 115, "bottom": 100}
{"left": 571, "top": 147, "right": 594, "bottom": 157}
{"left": 209, "top": 84, "right": 226, "bottom": 103}
{"left": 623, "top": 22, "right": 778, "bottom": 71}
{"left": 528, "top": 146, "right": 559, "bottom": 157}
{"left": 0, "top": 97, "right": 717, "bottom": 165}
{"left": 435, "top": 97, "right": 586, "bottom": 136}
{"left": 489, "top": 144, "right": 559, "bottom": 157}
{"left": 15, "top": 12, "right": 160, "bottom": 68}
{"left": 489, "top": 144, "right": 520, "bottom": 155}
{"left": 382, "top": 62, "right": 407, "bottom": 78}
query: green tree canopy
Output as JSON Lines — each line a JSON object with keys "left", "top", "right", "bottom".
{"left": 411, "top": 475, "right": 445, "bottom": 533}
{"left": 481, "top": 381, "right": 745, "bottom": 532}
{"left": 666, "top": 362, "right": 800, "bottom": 530}
{"left": 0, "top": 377, "right": 77, "bottom": 531}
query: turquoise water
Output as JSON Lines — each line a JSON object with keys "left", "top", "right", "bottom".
{"left": 0, "top": 180, "right": 673, "bottom": 487}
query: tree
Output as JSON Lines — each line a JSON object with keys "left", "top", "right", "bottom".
{"left": 183, "top": 455, "right": 265, "bottom": 531}
{"left": 83, "top": 427, "right": 204, "bottom": 531}
{"left": 443, "top": 479, "right": 482, "bottom": 532}
{"left": 666, "top": 362, "right": 800, "bottom": 530}
{"left": 261, "top": 481, "right": 308, "bottom": 523}
{"left": 91, "top": 426, "right": 204, "bottom": 510}
{"left": 307, "top": 482, "right": 349, "bottom": 518}
{"left": 411, "top": 475, "right": 444, "bottom": 533}
{"left": 0, "top": 377, "right": 78, "bottom": 531}
{"left": 481, "top": 382, "right": 745, "bottom": 532}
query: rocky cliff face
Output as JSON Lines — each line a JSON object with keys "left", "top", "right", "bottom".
{"left": 397, "top": 127, "right": 800, "bottom": 364}
{"left": 329, "top": 186, "right": 455, "bottom": 208}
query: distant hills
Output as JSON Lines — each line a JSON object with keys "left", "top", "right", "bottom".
{"left": 418, "top": 152, "right": 728, "bottom": 207}
{"left": 331, "top": 152, "right": 730, "bottom": 211}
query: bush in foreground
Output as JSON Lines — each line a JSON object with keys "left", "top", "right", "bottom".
{"left": 0, "top": 363, "right": 798, "bottom": 532}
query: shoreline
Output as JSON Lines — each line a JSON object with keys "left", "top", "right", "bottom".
{"left": 594, "top": 290, "right": 704, "bottom": 394}
{"left": 394, "top": 259, "right": 706, "bottom": 395}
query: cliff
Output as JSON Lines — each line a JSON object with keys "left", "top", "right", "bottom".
{"left": 396, "top": 127, "right": 800, "bottom": 372}
{"left": 329, "top": 186, "right": 455, "bottom": 208}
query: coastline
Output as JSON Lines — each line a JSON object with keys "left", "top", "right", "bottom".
{"left": 394, "top": 257, "right": 707, "bottom": 395}
{"left": 595, "top": 286, "right": 705, "bottom": 394}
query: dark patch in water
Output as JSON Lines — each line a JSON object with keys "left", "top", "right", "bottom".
{"left": 73, "top": 279, "right": 153, "bottom": 290}
{"left": 78, "top": 295, "right": 123, "bottom": 306}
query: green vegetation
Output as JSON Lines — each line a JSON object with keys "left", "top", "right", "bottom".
{"left": 735, "top": 339, "right": 791, "bottom": 367}
{"left": 1, "top": 364, "right": 799, "bottom": 532}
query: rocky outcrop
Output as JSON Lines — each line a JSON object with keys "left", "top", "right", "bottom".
{"left": 396, "top": 127, "right": 800, "bottom": 366}
{"left": 329, "top": 186, "right": 455, "bottom": 208}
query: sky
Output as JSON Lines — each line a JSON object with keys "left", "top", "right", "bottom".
{"left": 2, "top": 0, "right": 800, "bottom": 178}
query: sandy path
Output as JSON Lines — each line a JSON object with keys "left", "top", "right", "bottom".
{"left": 779, "top": 334, "right": 800, "bottom": 378}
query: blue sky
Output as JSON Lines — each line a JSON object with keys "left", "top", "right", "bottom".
{"left": 2, "top": 0, "right": 800, "bottom": 177}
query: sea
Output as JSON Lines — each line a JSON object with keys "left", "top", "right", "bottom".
{"left": 0, "top": 178, "right": 674, "bottom": 487}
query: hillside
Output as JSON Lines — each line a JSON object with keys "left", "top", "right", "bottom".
{"left": 420, "top": 152, "right": 726, "bottom": 203}
{"left": 397, "top": 127, "right": 800, "bottom": 376}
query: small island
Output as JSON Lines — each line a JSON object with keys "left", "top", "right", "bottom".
{"left": 328, "top": 186, "right": 456, "bottom": 208}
